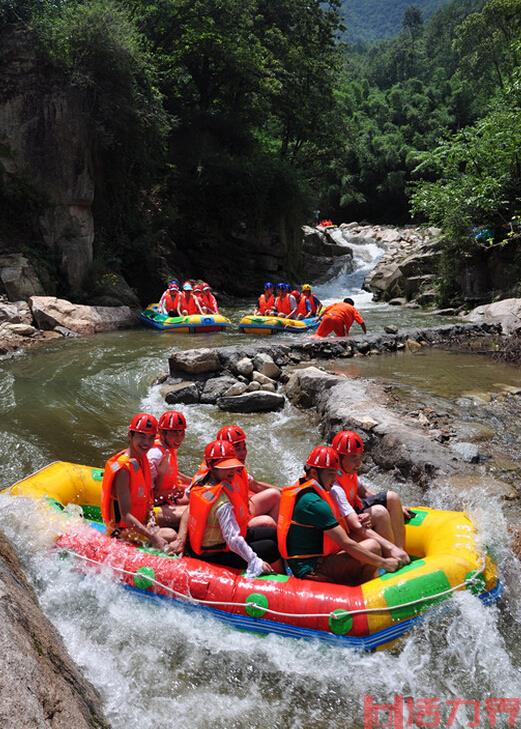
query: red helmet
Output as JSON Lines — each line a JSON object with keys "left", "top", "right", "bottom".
{"left": 204, "top": 439, "right": 243, "bottom": 468}
{"left": 201, "top": 282, "right": 211, "bottom": 290}
{"left": 331, "top": 430, "right": 364, "bottom": 456}
{"left": 216, "top": 425, "right": 246, "bottom": 444}
{"left": 194, "top": 283, "right": 203, "bottom": 292}
{"left": 305, "top": 446, "right": 340, "bottom": 470}
{"left": 158, "top": 410, "right": 187, "bottom": 431}
{"left": 128, "top": 413, "right": 158, "bottom": 435}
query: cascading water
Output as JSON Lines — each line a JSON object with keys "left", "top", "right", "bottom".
{"left": 314, "top": 229, "right": 385, "bottom": 308}
{"left": 1, "top": 260, "right": 521, "bottom": 728}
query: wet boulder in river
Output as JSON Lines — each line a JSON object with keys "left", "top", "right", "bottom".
{"left": 217, "top": 391, "right": 285, "bottom": 412}
{"left": 169, "top": 348, "right": 221, "bottom": 375}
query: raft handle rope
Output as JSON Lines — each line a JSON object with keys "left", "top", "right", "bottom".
{"left": 60, "top": 548, "right": 488, "bottom": 622}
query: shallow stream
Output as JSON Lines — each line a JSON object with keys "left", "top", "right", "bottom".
{"left": 1, "top": 244, "right": 521, "bottom": 728}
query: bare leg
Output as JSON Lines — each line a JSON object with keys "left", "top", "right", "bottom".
{"left": 367, "top": 504, "right": 395, "bottom": 544}
{"left": 155, "top": 504, "right": 187, "bottom": 529}
{"left": 250, "top": 488, "right": 280, "bottom": 521}
{"left": 386, "top": 491, "right": 406, "bottom": 549}
{"left": 248, "top": 514, "right": 276, "bottom": 528}
{"left": 307, "top": 539, "right": 381, "bottom": 585}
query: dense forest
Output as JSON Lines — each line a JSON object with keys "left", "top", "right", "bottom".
{"left": 0, "top": 0, "right": 520, "bottom": 303}
{"left": 341, "top": 0, "right": 450, "bottom": 42}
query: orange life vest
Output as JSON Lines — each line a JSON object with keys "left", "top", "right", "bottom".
{"left": 201, "top": 292, "right": 218, "bottom": 313}
{"left": 190, "top": 460, "right": 250, "bottom": 502}
{"left": 277, "top": 478, "right": 344, "bottom": 560}
{"left": 152, "top": 437, "right": 181, "bottom": 505}
{"left": 188, "top": 476, "right": 250, "bottom": 554}
{"left": 101, "top": 449, "right": 152, "bottom": 531}
{"left": 162, "top": 291, "right": 179, "bottom": 314}
{"left": 179, "top": 292, "right": 199, "bottom": 315}
{"left": 258, "top": 293, "right": 275, "bottom": 314}
{"left": 274, "top": 294, "right": 295, "bottom": 316}
{"left": 297, "top": 293, "right": 319, "bottom": 317}
{"left": 336, "top": 471, "right": 363, "bottom": 511}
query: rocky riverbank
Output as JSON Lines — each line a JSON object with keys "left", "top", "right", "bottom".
{"left": 0, "top": 530, "right": 108, "bottom": 728}
{"left": 0, "top": 295, "right": 137, "bottom": 357}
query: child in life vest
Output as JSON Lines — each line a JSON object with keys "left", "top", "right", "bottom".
{"left": 216, "top": 425, "right": 280, "bottom": 528}
{"left": 331, "top": 430, "right": 412, "bottom": 558}
{"left": 181, "top": 440, "right": 280, "bottom": 577}
{"left": 147, "top": 410, "right": 191, "bottom": 529}
{"left": 159, "top": 280, "right": 180, "bottom": 316}
{"left": 101, "top": 413, "right": 177, "bottom": 551}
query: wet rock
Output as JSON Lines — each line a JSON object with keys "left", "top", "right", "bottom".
{"left": 54, "top": 325, "right": 80, "bottom": 337}
{"left": 405, "top": 339, "right": 422, "bottom": 353}
{"left": 453, "top": 422, "right": 496, "bottom": 442}
{"left": 450, "top": 442, "right": 480, "bottom": 463}
{"left": 164, "top": 382, "right": 200, "bottom": 404}
{"left": 29, "top": 296, "right": 136, "bottom": 336}
{"left": 224, "top": 382, "right": 248, "bottom": 397}
{"left": 416, "top": 290, "right": 437, "bottom": 307}
{"left": 433, "top": 308, "right": 458, "bottom": 316}
{"left": 169, "top": 348, "right": 220, "bottom": 375}
{"left": 253, "top": 352, "right": 281, "bottom": 380}
{"left": 404, "top": 301, "right": 421, "bottom": 309}
{"left": 463, "top": 298, "right": 521, "bottom": 334}
{"left": 1, "top": 322, "right": 37, "bottom": 337}
{"left": 496, "top": 384, "right": 521, "bottom": 396}
{"left": 260, "top": 382, "right": 276, "bottom": 392}
{"left": 246, "top": 381, "right": 262, "bottom": 392}
{"left": 0, "top": 253, "right": 45, "bottom": 301}
{"left": 200, "top": 375, "right": 238, "bottom": 404}
{"left": 217, "top": 391, "right": 285, "bottom": 412}
{"left": 285, "top": 367, "right": 340, "bottom": 408}
{"left": 461, "top": 391, "right": 492, "bottom": 404}
{"left": 252, "top": 371, "right": 277, "bottom": 387}
{"left": 356, "top": 340, "right": 370, "bottom": 354}
{"left": 0, "top": 529, "right": 109, "bottom": 728}
{"left": 388, "top": 298, "right": 407, "bottom": 306}
{"left": 235, "top": 357, "right": 254, "bottom": 378}
{"left": 384, "top": 325, "right": 399, "bottom": 334}
{"left": 0, "top": 299, "right": 32, "bottom": 324}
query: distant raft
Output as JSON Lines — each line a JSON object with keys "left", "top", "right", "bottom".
{"left": 239, "top": 315, "right": 319, "bottom": 335}
{"left": 140, "top": 304, "right": 232, "bottom": 333}
{"left": 10, "top": 462, "right": 501, "bottom": 651}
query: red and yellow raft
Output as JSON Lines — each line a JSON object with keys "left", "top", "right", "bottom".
{"left": 9, "top": 462, "right": 501, "bottom": 650}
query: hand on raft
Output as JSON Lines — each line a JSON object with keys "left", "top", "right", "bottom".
{"left": 261, "top": 561, "right": 275, "bottom": 575}
{"left": 389, "top": 547, "right": 410, "bottom": 566}
{"left": 382, "top": 557, "right": 400, "bottom": 573}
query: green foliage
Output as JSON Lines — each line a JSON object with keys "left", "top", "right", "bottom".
{"left": 341, "top": 0, "right": 451, "bottom": 42}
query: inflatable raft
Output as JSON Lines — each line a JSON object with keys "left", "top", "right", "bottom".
{"left": 239, "top": 315, "right": 319, "bottom": 336}
{"left": 10, "top": 462, "right": 501, "bottom": 651}
{"left": 140, "top": 304, "right": 232, "bottom": 333}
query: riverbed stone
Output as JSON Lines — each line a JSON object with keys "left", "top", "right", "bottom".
{"left": 252, "top": 352, "right": 281, "bottom": 380}
{"left": 405, "top": 338, "right": 422, "bottom": 352}
{"left": 0, "top": 530, "right": 109, "bottom": 729}
{"left": 224, "top": 381, "right": 248, "bottom": 397}
{"left": 285, "top": 366, "right": 340, "bottom": 409}
{"left": 164, "top": 382, "right": 200, "bottom": 404}
{"left": 260, "top": 382, "right": 276, "bottom": 392}
{"left": 235, "top": 357, "right": 254, "bottom": 378}
{"left": 217, "top": 391, "right": 285, "bottom": 412}
{"left": 388, "top": 298, "right": 407, "bottom": 306}
{"left": 463, "top": 298, "right": 521, "bottom": 334}
{"left": 246, "top": 381, "right": 262, "bottom": 392}
{"left": 200, "top": 375, "right": 238, "bottom": 404}
{"left": 252, "top": 371, "right": 277, "bottom": 387}
{"left": 384, "top": 325, "right": 399, "bottom": 334}
{"left": 1, "top": 322, "right": 37, "bottom": 337}
{"left": 450, "top": 442, "right": 480, "bottom": 463}
{"left": 169, "top": 348, "right": 221, "bottom": 375}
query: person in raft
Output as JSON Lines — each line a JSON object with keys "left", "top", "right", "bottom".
{"left": 295, "top": 283, "right": 322, "bottom": 319}
{"left": 101, "top": 413, "right": 177, "bottom": 551}
{"left": 274, "top": 283, "right": 297, "bottom": 319}
{"left": 254, "top": 282, "right": 275, "bottom": 315}
{"left": 159, "top": 279, "right": 180, "bottom": 316}
{"left": 146, "top": 410, "right": 191, "bottom": 530}
{"left": 278, "top": 446, "right": 400, "bottom": 584}
{"left": 314, "top": 297, "right": 366, "bottom": 338}
{"left": 331, "top": 430, "right": 413, "bottom": 557}
{"left": 216, "top": 425, "right": 280, "bottom": 528}
{"left": 179, "top": 281, "right": 204, "bottom": 316}
{"left": 184, "top": 440, "right": 280, "bottom": 577}
{"left": 200, "top": 282, "right": 219, "bottom": 314}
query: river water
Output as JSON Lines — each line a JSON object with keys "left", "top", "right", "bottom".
{"left": 1, "top": 238, "right": 521, "bottom": 728}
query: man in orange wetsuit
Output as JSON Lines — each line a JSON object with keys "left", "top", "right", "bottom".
{"left": 315, "top": 297, "right": 367, "bottom": 338}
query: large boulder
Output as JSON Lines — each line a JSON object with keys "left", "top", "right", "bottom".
{"left": 253, "top": 352, "right": 281, "bottom": 380}
{"left": 0, "top": 299, "right": 32, "bottom": 324}
{"left": 0, "top": 254, "right": 45, "bottom": 301}
{"left": 163, "top": 382, "right": 200, "bottom": 404}
{"left": 0, "top": 530, "right": 109, "bottom": 728}
{"left": 463, "top": 298, "right": 521, "bottom": 334}
{"left": 284, "top": 366, "right": 340, "bottom": 408}
{"left": 169, "top": 348, "right": 221, "bottom": 375}
{"left": 217, "top": 391, "right": 285, "bottom": 412}
{"left": 29, "top": 296, "right": 136, "bottom": 335}
{"left": 200, "top": 375, "right": 238, "bottom": 404}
